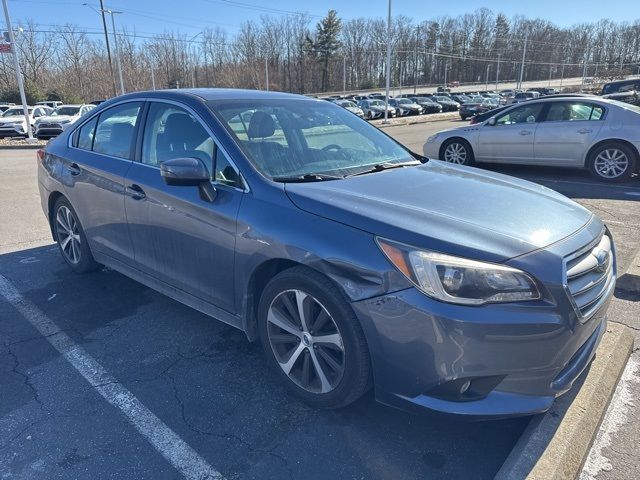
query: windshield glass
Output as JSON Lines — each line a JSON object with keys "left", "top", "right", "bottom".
{"left": 397, "top": 99, "right": 411, "bottom": 104}
{"left": 3, "top": 108, "right": 32, "bottom": 116}
{"left": 338, "top": 101, "right": 356, "bottom": 108}
{"left": 434, "top": 96, "right": 449, "bottom": 101}
{"left": 53, "top": 106, "right": 81, "bottom": 116}
{"left": 211, "top": 99, "right": 415, "bottom": 179}
{"left": 369, "top": 100, "right": 384, "bottom": 106}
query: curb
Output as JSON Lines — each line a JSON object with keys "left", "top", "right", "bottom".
{"left": 0, "top": 144, "right": 45, "bottom": 150}
{"left": 373, "top": 112, "right": 460, "bottom": 129}
{"left": 495, "top": 321, "right": 635, "bottom": 480}
{"left": 617, "top": 247, "right": 640, "bottom": 294}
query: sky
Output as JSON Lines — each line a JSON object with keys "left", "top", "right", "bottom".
{"left": 1, "top": 0, "right": 638, "bottom": 39}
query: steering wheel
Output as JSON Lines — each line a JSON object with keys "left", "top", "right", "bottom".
{"left": 321, "top": 144, "right": 343, "bottom": 152}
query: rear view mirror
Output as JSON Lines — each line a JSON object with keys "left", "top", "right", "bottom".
{"left": 160, "top": 157, "right": 217, "bottom": 202}
{"left": 487, "top": 117, "right": 497, "bottom": 126}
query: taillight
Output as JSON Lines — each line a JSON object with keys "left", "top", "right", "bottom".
{"left": 36, "top": 149, "right": 45, "bottom": 163}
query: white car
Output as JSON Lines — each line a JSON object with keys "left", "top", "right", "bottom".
{"left": 0, "top": 106, "right": 52, "bottom": 138}
{"left": 423, "top": 96, "right": 640, "bottom": 182}
{"left": 34, "top": 104, "right": 96, "bottom": 139}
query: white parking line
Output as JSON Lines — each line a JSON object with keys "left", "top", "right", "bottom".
{"left": 0, "top": 274, "right": 224, "bottom": 480}
{"left": 580, "top": 355, "right": 640, "bottom": 479}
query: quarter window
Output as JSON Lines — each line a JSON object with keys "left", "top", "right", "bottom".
{"left": 92, "top": 102, "right": 142, "bottom": 159}
{"left": 496, "top": 104, "right": 544, "bottom": 125}
{"left": 76, "top": 116, "right": 98, "bottom": 150}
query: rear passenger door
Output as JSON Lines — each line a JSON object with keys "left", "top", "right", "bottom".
{"left": 64, "top": 101, "right": 143, "bottom": 264}
{"left": 124, "top": 100, "right": 245, "bottom": 313}
{"left": 534, "top": 101, "right": 605, "bottom": 166}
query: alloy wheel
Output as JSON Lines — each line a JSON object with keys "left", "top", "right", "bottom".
{"left": 56, "top": 205, "right": 82, "bottom": 264}
{"left": 267, "top": 289, "right": 345, "bottom": 394}
{"left": 444, "top": 142, "right": 468, "bottom": 164}
{"left": 594, "top": 148, "right": 629, "bottom": 179}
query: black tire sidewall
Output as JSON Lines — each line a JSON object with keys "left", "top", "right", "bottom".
{"left": 588, "top": 143, "right": 637, "bottom": 182}
{"left": 53, "top": 197, "right": 98, "bottom": 273}
{"left": 257, "top": 267, "right": 371, "bottom": 409}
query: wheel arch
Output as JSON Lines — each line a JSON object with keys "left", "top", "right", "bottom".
{"left": 47, "top": 190, "right": 66, "bottom": 240}
{"left": 584, "top": 138, "right": 640, "bottom": 168}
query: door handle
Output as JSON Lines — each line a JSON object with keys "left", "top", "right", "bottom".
{"left": 67, "top": 163, "right": 81, "bottom": 176}
{"left": 519, "top": 130, "right": 532, "bottom": 136}
{"left": 126, "top": 184, "right": 146, "bottom": 200}
{"left": 578, "top": 128, "right": 593, "bottom": 134}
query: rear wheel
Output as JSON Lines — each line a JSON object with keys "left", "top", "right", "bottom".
{"left": 588, "top": 143, "right": 636, "bottom": 182}
{"left": 440, "top": 138, "right": 474, "bottom": 165}
{"left": 258, "top": 267, "right": 371, "bottom": 409}
{"left": 53, "top": 197, "right": 99, "bottom": 273}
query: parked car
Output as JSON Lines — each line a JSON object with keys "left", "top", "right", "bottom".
{"left": 423, "top": 96, "right": 640, "bottom": 181}
{"left": 409, "top": 96, "right": 443, "bottom": 114}
{"left": 432, "top": 95, "right": 460, "bottom": 111}
{"left": 600, "top": 79, "right": 640, "bottom": 107}
{"left": 459, "top": 98, "right": 500, "bottom": 120}
{"left": 352, "top": 95, "right": 370, "bottom": 101}
{"left": 388, "top": 98, "right": 423, "bottom": 116}
{"left": 38, "top": 88, "right": 614, "bottom": 417}
{"left": 511, "top": 91, "right": 540, "bottom": 104}
{"left": 436, "top": 86, "right": 451, "bottom": 93}
{"left": 0, "top": 105, "right": 52, "bottom": 138}
{"left": 333, "top": 99, "right": 364, "bottom": 118}
{"left": 36, "top": 100, "right": 63, "bottom": 109}
{"left": 468, "top": 105, "right": 510, "bottom": 125}
{"left": 0, "top": 103, "right": 15, "bottom": 113}
{"left": 34, "top": 104, "right": 96, "bottom": 139}
{"left": 357, "top": 99, "right": 396, "bottom": 119}
{"left": 451, "top": 94, "right": 472, "bottom": 105}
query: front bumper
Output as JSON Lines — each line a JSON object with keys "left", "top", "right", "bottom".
{"left": 0, "top": 125, "right": 26, "bottom": 137}
{"left": 352, "top": 220, "right": 614, "bottom": 417}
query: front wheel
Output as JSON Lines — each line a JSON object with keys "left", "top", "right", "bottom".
{"left": 53, "top": 197, "right": 99, "bottom": 273}
{"left": 258, "top": 267, "right": 372, "bottom": 409}
{"left": 588, "top": 143, "right": 637, "bottom": 182}
{"left": 440, "top": 138, "right": 475, "bottom": 165}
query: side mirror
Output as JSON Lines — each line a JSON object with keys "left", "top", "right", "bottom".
{"left": 160, "top": 157, "right": 217, "bottom": 202}
{"left": 487, "top": 117, "right": 497, "bottom": 126}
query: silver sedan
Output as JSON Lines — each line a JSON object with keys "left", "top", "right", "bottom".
{"left": 423, "top": 97, "right": 640, "bottom": 182}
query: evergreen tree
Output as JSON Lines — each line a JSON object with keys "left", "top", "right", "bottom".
{"left": 314, "top": 10, "right": 342, "bottom": 91}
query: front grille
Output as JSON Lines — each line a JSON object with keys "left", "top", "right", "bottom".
{"left": 564, "top": 233, "right": 615, "bottom": 320}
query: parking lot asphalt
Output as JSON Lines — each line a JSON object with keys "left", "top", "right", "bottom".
{"left": 1, "top": 130, "right": 639, "bottom": 480}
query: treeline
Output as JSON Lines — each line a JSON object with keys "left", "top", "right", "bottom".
{"left": 1, "top": 8, "right": 640, "bottom": 103}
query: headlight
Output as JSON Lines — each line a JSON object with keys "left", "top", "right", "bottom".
{"left": 377, "top": 238, "right": 540, "bottom": 305}
{"left": 426, "top": 133, "right": 439, "bottom": 143}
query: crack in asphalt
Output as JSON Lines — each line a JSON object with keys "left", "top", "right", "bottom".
{"left": 5, "top": 345, "right": 47, "bottom": 414}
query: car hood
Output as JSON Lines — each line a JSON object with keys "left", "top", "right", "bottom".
{"left": 37, "top": 115, "right": 76, "bottom": 123}
{"left": 285, "top": 160, "right": 594, "bottom": 262}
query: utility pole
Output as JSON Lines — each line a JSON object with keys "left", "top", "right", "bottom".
{"left": 485, "top": 64, "right": 490, "bottom": 91}
{"left": 581, "top": 52, "right": 588, "bottom": 90}
{"left": 560, "top": 62, "right": 565, "bottom": 87}
{"left": 98, "top": 1, "right": 117, "bottom": 97}
{"left": 548, "top": 65, "right": 553, "bottom": 87}
{"left": 518, "top": 34, "right": 528, "bottom": 89}
{"left": 383, "top": 0, "right": 392, "bottom": 124}
{"left": 495, "top": 53, "right": 501, "bottom": 90}
{"left": 343, "top": 56, "right": 346, "bottom": 94}
{"left": 2, "top": 0, "right": 33, "bottom": 142}
{"left": 105, "top": 10, "right": 125, "bottom": 95}
{"left": 265, "top": 57, "right": 269, "bottom": 91}
{"left": 443, "top": 61, "right": 448, "bottom": 88}
{"left": 150, "top": 66, "right": 156, "bottom": 90}
{"left": 413, "top": 25, "right": 419, "bottom": 94}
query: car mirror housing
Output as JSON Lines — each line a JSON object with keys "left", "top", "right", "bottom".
{"left": 487, "top": 117, "right": 497, "bottom": 126}
{"left": 160, "top": 157, "right": 217, "bottom": 202}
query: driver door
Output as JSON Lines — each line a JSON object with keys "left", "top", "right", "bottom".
{"left": 124, "top": 100, "right": 245, "bottom": 313}
{"left": 476, "top": 103, "right": 545, "bottom": 164}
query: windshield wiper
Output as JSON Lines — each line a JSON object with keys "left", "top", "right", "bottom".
{"left": 344, "top": 160, "right": 421, "bottom": 178}
{"left": 272, "top": 173, "right": 342, "bottom": 183}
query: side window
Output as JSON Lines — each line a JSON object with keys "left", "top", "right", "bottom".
{"left": 93, "top": 102, "right": 142, "bottom": 159}
{"left": 214, "top": 147, "right": 242, "bottom": 188}
{"left": 76, "top": 116, "right": 98, "bottom": 150}
{"left": 496, "top": 104, "right": 544, "bottom": 125}
{"left": 545, "top": 102, "right": 605, "bottom": 122}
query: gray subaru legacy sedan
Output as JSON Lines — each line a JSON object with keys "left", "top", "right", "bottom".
{"left": 37, "top": 89, "right": 616, "bottom": 417}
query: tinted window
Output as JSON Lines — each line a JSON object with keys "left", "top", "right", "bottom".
{"left": 545, "top": 102, "right": 605, "bottom": 122}
{"left": 142, "top": 102, "right": 242, "bottom": 188}
{"left": 496, "top": 104, "right": 544, "bottom": 125}
{"left": 93, "top": 102, "right": 141, "bottom": 159}
{"left": 76, "top": 116, "right": 98, "bottom": 150}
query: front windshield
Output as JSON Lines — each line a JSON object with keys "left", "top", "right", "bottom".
{"left": 369, "top": 100, "right": 384, "bottom": 106}
{"left": 338, "top": 101, "right": 357, "bottom": 108}
{"left": 211, "top": 99, "right": 415, "bottom": 179}
{"left": 397, "top": 99, "right": 411, "bottom": 104}
{"left": 53, "top": 106, "right": 81, "bottom": 116}
{"left": 434, "top": 96, "right": 449, "bottom": 102}
{"left": 3, "top": 108, "right": 32, "bottom": 116}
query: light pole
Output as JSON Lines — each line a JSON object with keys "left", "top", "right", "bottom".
{"left": 189, "top": 32, "right": 203, "bottom": 88}
{"left": 83, "top": 2, "right": 117, "bottom": 97}
{"left": 101, "top": 9, "right": 125, "bottom": 95}
{"left": 495, "top": 53, "right": 501, "bottom": 90}
{"left": 485, "top": 64, "right": 491, "bottom": 91}
{"left": 264, "top": 57, "right": 269, "bottom": 91}
{"left": 518, "top": 34, "right": 528, "bottom": 89}
{"left": 343, "top": 55, "right": 346, "bottom": 94}
{"left": 383, "top": 0, "right": 392, "bottom": 124}
{"left": 1, "top": 0, "right": 33, "bottom": 141}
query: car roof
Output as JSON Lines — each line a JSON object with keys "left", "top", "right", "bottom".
{"left": 117, "top": 88, "right": 310, "bottom": 103}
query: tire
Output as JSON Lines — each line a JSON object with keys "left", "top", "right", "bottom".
{"left": 52, "top": 197, "right": 99, "bottom": 273}
{"left": 440, "top": 138, "right": 475, "bottom": 165}
{"left": 367, "top": 111, "right": 373, "bottom": 120}
{"left": 587, "top": 142, "right": 637, "bottom": 182}
{"left": 257, "top": 266, "right": 372, "bottom": 409}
